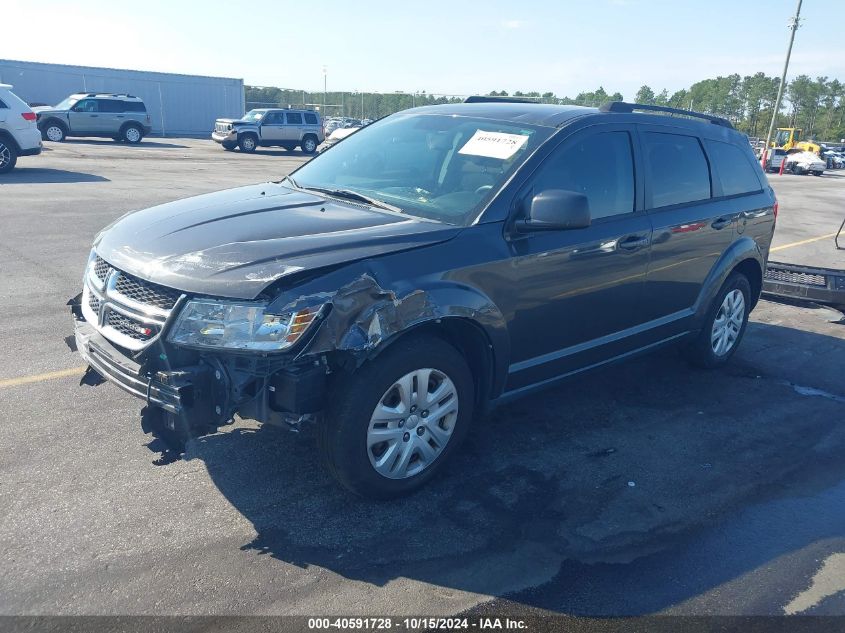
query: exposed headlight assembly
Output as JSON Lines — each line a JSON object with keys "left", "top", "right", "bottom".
{"left": 167, "top": 300, "right": 324, "bottom": 351}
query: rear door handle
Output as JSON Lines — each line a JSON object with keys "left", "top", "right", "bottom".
{"left": 618, "top": 235, "right": 651, "bottom": 251}
{"left": 711, "top": 216, "right": 734, "bottom": 230}
{"left": 89, "top": 114, "right": 99, "bottom": 118}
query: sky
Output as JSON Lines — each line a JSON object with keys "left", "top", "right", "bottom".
{"left": 4, "top": 0, "right": 845, "bottom": 100}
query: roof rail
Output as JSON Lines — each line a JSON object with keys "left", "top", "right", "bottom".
{"left": 599, "top": 101, "right": 733, "bottom": 129}
{"left": 464, "top": 95, "right": 540, "bottom": 104}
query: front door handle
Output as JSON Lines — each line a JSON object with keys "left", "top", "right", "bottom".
{"left": 618, "top": 235, "right": 651, "bottom": 251}
{"left": 89, "top": 114, "right": 99, "bottom": 117}
{"left": 711, "top": 216, "right": 734, "bottom": 230}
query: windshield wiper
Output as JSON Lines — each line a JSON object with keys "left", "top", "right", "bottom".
{"left": 299, "top": 186, "right": 404, "bottom": 214}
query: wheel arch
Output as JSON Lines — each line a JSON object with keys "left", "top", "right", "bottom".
{"left": 0, "top": 129, "right": 21, "bottom": 152}
{"left": 39, "top": 117, "right": 67, "bottom": 133}
{"left": 692, "top": 236, "right": 765, "bottom": 327}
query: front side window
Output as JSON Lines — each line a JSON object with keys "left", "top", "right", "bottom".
{"left": 533, "top": 130, "right": 635, "bottom": 220}
{"left": 286, "top": 112, "right": 303, "bottom": 125}
{"left": 643, "top": 132, "right": 711, "bottom": 208}
{"left": 74, "top": 99, "right": 98, "bottom": 113}
{"left": 706, "top": 140, "right": 763, "bottom": 196}
{"left": 291, "top": 113, "right": 552, "bottom": 226}
{"left": 263, "top": 112, "right": 283, "bottom": 125}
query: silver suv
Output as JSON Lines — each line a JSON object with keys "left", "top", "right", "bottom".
{"left": 35, "top": 93, "right": 152, "bottom": 144}
{"left": 212, "top": 108, "right": 324, "bottom": 154}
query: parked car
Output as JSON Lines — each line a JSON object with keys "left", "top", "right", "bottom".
{"left": 764, "top": 148, "right": 787, "bottom": 173}
{"left": 72, "top": 99, "right": 776, "bottom": 498}
{"left": 323, "top": 118, "right": 345, "bottom": 137}
{"left": 212, "top": 108, "right": 324, "bottom": 154}
{"left": 34, "top": 93, "right": 152, "bottom": 143}
{"left": 0, "top": 83, "right": 43, "bottom": 173}
{"left": 784, "top": 149, "right": 826, "bottom": 176}
{"left": 319, "top": 124, "right": 361, "bottom": 151}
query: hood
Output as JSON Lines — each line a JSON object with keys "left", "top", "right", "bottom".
{"left": 216, "top": 117, "right": 255, "bottom": 126}
{"left": 32, "top": 106, "right": 62, "bottom": 115}
{"left": 94, "top": 183, "right": 461, "bottom": 299}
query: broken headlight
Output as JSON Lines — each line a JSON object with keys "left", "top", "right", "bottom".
{"left": 167, "top": 300, "right": 323, "bottom": 351}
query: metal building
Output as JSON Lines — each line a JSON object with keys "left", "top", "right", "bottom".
{"left": 0, "top": 59, "right": 244, "bottom": 137}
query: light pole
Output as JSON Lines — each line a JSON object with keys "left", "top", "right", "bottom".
{"left": 322, "top": 65, "right": 327, "bottom": 112}
{"left": 762, "top": 0, "right": 803, "bottom": 166}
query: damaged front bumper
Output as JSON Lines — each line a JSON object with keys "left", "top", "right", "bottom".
{"left": 71, "top": 294, "right": 329, "bottom": 449}
{"left": 74, "top": 316, "right": 209, "bottom": 416}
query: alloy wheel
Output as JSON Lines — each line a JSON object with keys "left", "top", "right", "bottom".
{"left": 366, "top": 368, "right": 459, "bottom": 479}
{"left": 711, "top": 289, "right": 745, "bottom": 356}
{"left": 0, "top": 143, "right": 9, "bottom": 170}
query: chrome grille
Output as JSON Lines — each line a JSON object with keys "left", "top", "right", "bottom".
{"left": 84, "top": 252, "right": 184, "bottom": 351}
{"left": 106, "top": 311, "right": 156, "bottom": 341}
{"left": 114, "top": 272, "right": 181, "bottom": 310}
{"left": 88, "top": 293, "right": 101, "bottom": 314}
{"left": 94, "top": 255, "right": 111, "bottom": 282}
{"left": 764, "top": 268, "right": 826, "bottom": 287}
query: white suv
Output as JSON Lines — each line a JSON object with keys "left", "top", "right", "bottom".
{"left": 0, "top": 83, "right": 43, "bottom": 173}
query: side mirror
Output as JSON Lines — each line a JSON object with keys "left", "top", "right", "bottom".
{"left": 515, "top": 189, "right": 591, "bottom": 232}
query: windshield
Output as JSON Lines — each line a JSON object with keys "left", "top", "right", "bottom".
{"left": 290, "top": 113, "right": 552, "bottom": 226}
{"left": 242, "top": 109, "right": 266, "bottom": 123}
{"left": 54, "top": 96, "right": 79, "bottom": 110}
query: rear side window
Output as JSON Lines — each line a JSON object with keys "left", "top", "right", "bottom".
{"left": 643, "top": 132, "right": 711, "bottom": 208}
{"left": 286, "top": 112, "right": 303, "bottom": 125}
{"left": 98, "top": 100, "right": 123, "bottom": 113}
{"left": 533, "top": 130, "right": 635, "bottom": 220}
{"left": 706, "top": 140, "right": 763, "bottom": 196}
{"left": 304, "top": 112, "right": 318, "bottom": 125}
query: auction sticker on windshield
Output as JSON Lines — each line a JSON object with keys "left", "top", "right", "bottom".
{"left": 458, "top": 130, "right": 529, "bottom": 160}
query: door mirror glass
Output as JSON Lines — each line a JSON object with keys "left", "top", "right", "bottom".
{"left": 517, "top": 189, "right": 591, "bottom": 232}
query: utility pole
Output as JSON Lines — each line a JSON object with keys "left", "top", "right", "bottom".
{"left": 762, "top": 0, "right": 802, "bottom": 166}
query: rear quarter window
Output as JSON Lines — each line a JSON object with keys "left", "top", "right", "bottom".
{"left": 643, "top": 132, "right": 711, "bottom": 208}
{"left": 304, "top": 112, "right": 318, "bottom": 125}
{"left": 0, "top": 98, "right": 7, "bottom": 109}
{"left": 123, "top": 101, "right": 147, "bottom": 112}
{"left": 706, "top": 140, "right": 763, "bottom": 196}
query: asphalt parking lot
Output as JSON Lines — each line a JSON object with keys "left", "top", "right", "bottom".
{"left": 1, "top": 138, "right": 845, "bottom": 617}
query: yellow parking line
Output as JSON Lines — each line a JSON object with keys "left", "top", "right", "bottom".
{"left": 770, "top": 233, "right": 837, "bottom": 253}
{"left": 0, "top": 366, "right": 87, "bottom": 389}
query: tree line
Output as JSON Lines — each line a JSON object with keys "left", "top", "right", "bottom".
{"left": 245, "top": 72, "right": 845, "bottom": 141}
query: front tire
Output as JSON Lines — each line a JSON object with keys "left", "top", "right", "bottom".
{"left": 684, "top": 272, "right": 751, "bottom": 369}
{"left": 318, "top": 336, "right": 474, "bottom": 499}
{"left": 239, "top": 134, "right": 257, "bottom": 153}
{"left": 0, "top": 139, "right": 18, "bottom": 174}
{"left": 42, "top": 122, "right": 66, "bottom": 142}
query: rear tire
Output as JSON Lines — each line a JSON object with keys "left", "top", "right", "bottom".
{"left": 683, "top": 272, "right": 751, "bottom": 369}
{"left": 301, "top": 135, "right": 318, "bottom": 154}
{"left": 318, "top": 335, "right": 474, "bottom": 499}
{"left": 0, "top": 139, "right": 18, "bottom": 174}
{"left": 122, "top": 124, "right": 143, "bottom": 144}
{"left": 239, "top": 134, "right": 257, "bottom": 153}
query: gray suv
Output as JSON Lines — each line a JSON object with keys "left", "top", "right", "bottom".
{"left": 35, "top": 93, "right": 152, "bottom": 144}
{"left": 212, "top": 108, "right": 324, "bottom": 154}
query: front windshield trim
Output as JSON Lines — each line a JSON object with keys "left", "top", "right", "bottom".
{"left": 288, "top": 112, "right": 554, "bottom": 227}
